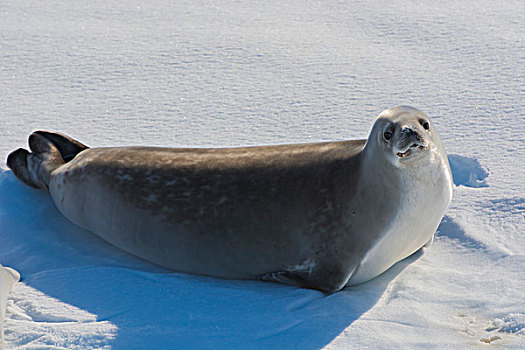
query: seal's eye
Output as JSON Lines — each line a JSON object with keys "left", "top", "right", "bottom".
{"left": 383, "top": 131, "right": 392, "bottom": 141}
{"left": 421, "top": 120, "right": 430, "bottom": 130}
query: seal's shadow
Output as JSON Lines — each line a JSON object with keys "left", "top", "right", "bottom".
{"left": 0, "top": 169, "right": 416, "bottom": 349}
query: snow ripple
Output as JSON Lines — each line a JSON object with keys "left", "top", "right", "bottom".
{"left": 487, "top": 197, "right": 525, "bottom": 216}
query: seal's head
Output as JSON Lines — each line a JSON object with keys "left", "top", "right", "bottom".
{"left": 368, "top": 106, "right": 439, "bottom": 167}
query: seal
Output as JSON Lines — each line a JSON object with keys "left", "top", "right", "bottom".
{"left": 6, "top": 106, "right": 453, "bottom": 293}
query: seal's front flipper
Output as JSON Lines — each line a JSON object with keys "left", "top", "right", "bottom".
{"left": 261, "top": 261, "right": 355, "bottom": 294}
{"left": 260, "top": 271, "right": 310, "bottom": 289}
{"left": 7, "top": 133, "right": 65, "bottom": 190}
{"left": 32, "top": 131, "right": 89, "bottom": 162}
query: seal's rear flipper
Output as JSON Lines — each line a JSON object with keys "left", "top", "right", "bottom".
{"left": 32, "top": 131, "right": 89, "bottom": 162}
{"left": 6, "top": 148, "right": 39, "bottom": 188}
{"left": 7, "top": 133, "right": 65, "bottom": 190}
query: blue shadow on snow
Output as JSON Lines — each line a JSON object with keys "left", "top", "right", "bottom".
{"left": 448, "top": 154, "right": 489, "bottom": 188}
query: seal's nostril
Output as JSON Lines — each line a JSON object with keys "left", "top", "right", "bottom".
{"left": 402, "top": 128, "right": 423, "bottom": 142}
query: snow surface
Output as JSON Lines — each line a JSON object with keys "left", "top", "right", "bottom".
{"left": 1, "top": 0, "right": 524, "bottom": 348}
{"left": 0, "top": 264, "right": 19, "bottom": 348}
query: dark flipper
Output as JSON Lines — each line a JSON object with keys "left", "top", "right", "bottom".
{"left": 32, "top": 131, "right": 89, "bottom": 162}
{"left": 6, "top": 148, "right": 40, "bottom": 189}
{"left": 260, "top": 261, "right": 356, "bottom": 294}
{"left": 260, "top": 270, "right": 338, "bottom": 293}
{"left": 260, "top": 271, "right": 310, "bottom": 288}
{"left": 7, "top": 133, "right": 66, "bottom": 190}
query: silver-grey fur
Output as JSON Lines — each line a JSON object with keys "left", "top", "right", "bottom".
{"left": 6, "top": 106, "right": 453, "bottom": 293}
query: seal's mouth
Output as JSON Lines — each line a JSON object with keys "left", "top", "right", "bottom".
{"left": 396, "top": 143, "right": 430, "bottom": 158}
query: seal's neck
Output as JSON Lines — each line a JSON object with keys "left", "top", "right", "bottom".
{"left": 360, "top": 142, "right": 400, "bottom": 187}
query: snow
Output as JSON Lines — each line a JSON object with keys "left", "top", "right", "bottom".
{"left": 0, "top": 264, "right": 19, "bottom": 348}
{"left": 1, "top": 0, "right": 524, "bottom": 348}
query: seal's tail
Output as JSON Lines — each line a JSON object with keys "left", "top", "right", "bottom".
{"left": 6, "top": 131, "right": 89, "bottom": 189}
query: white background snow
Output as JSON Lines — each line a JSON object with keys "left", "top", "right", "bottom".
{"left": 1, "top": 0, "right": 524, "bottom": 348}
